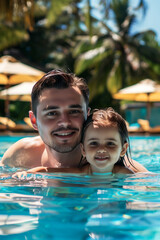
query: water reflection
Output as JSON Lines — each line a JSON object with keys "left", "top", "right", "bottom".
{"left": 1, "top": 135, "right": 160, "bottom": 239}
{"left": 0, "top": 172, "right": 160, "bottom": 239}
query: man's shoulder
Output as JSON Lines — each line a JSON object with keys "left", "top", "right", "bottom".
{"left": 19, "top": 136, "right": 44, "bottom": 149}
{"left": 1, "top": 136, "right": 45, "bottom": 167}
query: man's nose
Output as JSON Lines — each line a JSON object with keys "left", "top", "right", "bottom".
{"left": 57, "top": 113, "right": 71, "bottom": 128}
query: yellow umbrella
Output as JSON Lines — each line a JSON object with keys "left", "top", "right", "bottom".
{"left": 113, "top": 79, "right": 160, "bottom": 120}
{"left": 0, "top": 74, "right": 41, "bottom": 85}
{"left": 0, "top": 82, "right": 36, "bottom": 102}
{"left": 0, "top": 55, "right": 44, "bottom": 76}
{"left": 0, "top": 74, "right": 9, "bottom": 84}
{"left": 0, "top": 55, "right": 44, "bottom": 116}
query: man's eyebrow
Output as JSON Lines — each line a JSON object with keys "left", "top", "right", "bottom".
{"left": 42, "top": 104, "right": 82, "bottom": 111}
{"left": 42, "top": 106, "right": 58, "bottom": 111}
{"left": 69, "top": 104, "right": 82, "bottom": 109}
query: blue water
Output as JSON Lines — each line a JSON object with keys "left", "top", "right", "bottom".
{"left": 0, "top": 135, "right": 160, "bottom": 240}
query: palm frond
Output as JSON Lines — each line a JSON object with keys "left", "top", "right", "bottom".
{"left": 0, "top": 25, "right": 28, "bottom": 51}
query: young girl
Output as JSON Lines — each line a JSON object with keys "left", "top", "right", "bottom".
{"left": 80, "top": 108, "right": 134, "bottom": 174}
{"left": 13, "top": 108, "right": 134, "bottom": 178}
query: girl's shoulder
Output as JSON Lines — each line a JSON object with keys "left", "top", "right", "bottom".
{"left": 113, "top": 165, "right": 134, "bottom": 174}
{"left": 80, "top": 164, "right": 91, "bottom": 174}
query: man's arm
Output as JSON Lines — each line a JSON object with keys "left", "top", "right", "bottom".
{"left": 1, "top": 139, "right": 27, "bottom": 167}
{"left": 12, "top": 166, "right": 82, "bottom": 179}
{"left": 0, "top": 136, "right": 43, "bottom": 168}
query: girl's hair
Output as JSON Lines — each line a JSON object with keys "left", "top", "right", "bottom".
{"left": 81, "top": 107, "right": 135, "bottom": 168}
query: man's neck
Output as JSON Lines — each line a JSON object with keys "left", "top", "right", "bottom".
{"left": 41, "top": 145, "right": 82, "bottom": 168}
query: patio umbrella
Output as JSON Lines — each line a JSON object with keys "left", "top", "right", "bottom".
{"left": 0, "top": 82, "right": 36, "bottom": 102}
{"left": 0, "top": 55, "right": 44, "bottom": 80}
{"left": 113, "top": 79, "right": 160, "bottom": 121}
{"left": 0, "top": 55, "right": 44, "bottom": 116}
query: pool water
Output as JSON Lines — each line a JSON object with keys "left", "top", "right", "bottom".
{"left": 0, "top": 135, "right": 160, "bottom": 240}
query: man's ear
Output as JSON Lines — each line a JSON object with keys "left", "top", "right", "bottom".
{"left": 80, "top": 143, "right": 86, "bottom": 157}
{"left": 120, "top": 143, "right": 128, "bottom": 157}
{"left": 29, "top": 111, "right": 38, "bottom": 130}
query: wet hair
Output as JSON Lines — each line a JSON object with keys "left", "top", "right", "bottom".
{"left": 81, "top": 107, "right": 135, "bottom": 168}
{"left": 31, "top": 69, "right": 89, "bottom": 116}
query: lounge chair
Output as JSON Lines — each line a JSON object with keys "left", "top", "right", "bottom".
{"left": 0, "top": 116, "right": 36, "bottom": 132}
{"left": 0, "top": 124, "right": 7, "bottom": 131}
{"left": 137, "top": 119, "right": 160, "bottom": 133}
{"left": 24, "top": 117, "right": 34, "bottom": 128}
{"left": 126, "top": 121, "right": 142, "bottom": 133}
{"left": 0, "top": 117, "right": 16, "bottom": 131}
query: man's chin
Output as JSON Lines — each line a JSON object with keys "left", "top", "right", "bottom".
{"left": 52, "top": 144, "right": 79, "bottom": 153}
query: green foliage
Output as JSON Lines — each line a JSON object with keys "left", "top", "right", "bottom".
{"left": 0, "top": 0, "right": 160, "bottom": 116}
{"left": 75, "top": 46, "right": 108, "bottom": 74}
{"left": 9, "top": 102, "right": 31, "bottom": 122}
{"left": 107, "top": 58, "right": 123, "bottom": 93}
{"left": 0, "top": 25, "right": 28, "bottom": 51}
{"left": 74, "top": 0, "right": 160, "bottom": 103}
{"left": 47, "top": 0, "right": 74, "bottom": 25}
{"left": 110, "top": 0, "right": 129, "bottom": 29}
{"left": 89, "top": 88, "right": 112, "bottom": 110}
{"left": 0, "top": 0, "right": 35, "bottom": 31}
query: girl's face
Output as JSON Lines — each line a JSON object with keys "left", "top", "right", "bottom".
{"left": 81, "top": 124, "right": 128, "bottom": 173}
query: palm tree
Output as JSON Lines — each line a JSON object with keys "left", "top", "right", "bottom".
{"left": 74, "top": 0, "right": 160, "bottom": 102}
{"left": 0, "top": 0, "right": 75, "bottom": 52}
{"left": 0, "top": 0, "right": 35, "bottom": 30}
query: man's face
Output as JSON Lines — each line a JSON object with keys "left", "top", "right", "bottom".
{"left": 34, "top": 87, "right": 88, "bottom": 153}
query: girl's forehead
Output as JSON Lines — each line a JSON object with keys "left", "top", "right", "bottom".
{"left": 82, "top": 122, "right": 122, "bottom": 145}
{"left": 85, "top": 124, "right": 119, "bottom": 137}
{"left": 83, "top": 125, "right": 122, "bottom": 144}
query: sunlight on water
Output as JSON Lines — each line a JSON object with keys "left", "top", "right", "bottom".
{"left": 130, "top": 136, "right": 160, "bottom": 173}
{"left": 0, "top": 135, "right": 160, "bottom": 240}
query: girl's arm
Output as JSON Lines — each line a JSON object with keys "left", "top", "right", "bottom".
{"left": 124, "top": 158, "right": 148, "bottom": 173}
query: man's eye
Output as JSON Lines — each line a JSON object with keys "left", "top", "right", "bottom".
{"left": 47, "top": 111, "right": 57, "bottom": 116}
{"left": 69, "top": 110, "right": 81, "bottom": 114}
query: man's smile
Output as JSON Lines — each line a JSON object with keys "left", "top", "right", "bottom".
{"left": 54, "top": 131, "right": 75, "bottom": 138}
{"left": 52, "top": 127, "right": 79, "bottom": 139}
{"left": 55, "top": 132, "right": 73, "bottom": 136}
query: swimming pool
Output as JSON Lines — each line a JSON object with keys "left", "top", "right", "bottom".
{"left": 0, "top": 135, "right": 160, "bottom": 240}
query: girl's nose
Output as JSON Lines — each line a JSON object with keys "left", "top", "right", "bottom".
{"left": 97, "top": 148, "right": 107, "bottom": 154}
{"left": 97, "top": 146, "right": 107, "bottom": 153}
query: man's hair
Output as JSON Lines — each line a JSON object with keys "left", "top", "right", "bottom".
{"left": 81, "top": 107, "right": 134, "bottom": 168}
{"left": 31, "top": 69, "right": 89, "bottom": 116}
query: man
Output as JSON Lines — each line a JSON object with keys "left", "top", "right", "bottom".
{"left": 1, "top": 69, "right": 147, "bottom": 172}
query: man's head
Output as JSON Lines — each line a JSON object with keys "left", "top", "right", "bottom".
{"left": 31, "top": 69, "right": 89, "bottom": 117}
{"left": 30, "top": 69, "right": 90, "bottom": 153}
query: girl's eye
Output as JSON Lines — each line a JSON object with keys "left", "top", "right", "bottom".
{"left": 89, "top": 141, "right": 98, "bottom": 147}
{"left": 107, "top": 142, "right": 116, "bottom": 147}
